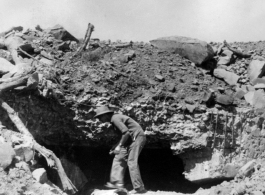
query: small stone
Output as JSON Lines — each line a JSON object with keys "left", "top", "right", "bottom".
{"left": 14, "top": 145, "right": 34, "bottom": 162}
{"left": 124, "top": 50, "right": 136, "bottom": 58}
{"left": 250, "top": 191, "right": 263, "bottom": 195}
{"left": 234, "top": 89, "right": 246, "bottom": 99}
{"left": 186, "top": 104, "right": 197, "bottom": 113}
{"left": 254, "top": 83, "right": 265, "bottom": 89}
{"left": 166, "top": 83, "right": 175, "bottom": 92}
{"left": 217, "top": 87, "right": 225, "bottom": 92}
{"left": 32, "top": 168, "right": 48, "bottom": 184}
{"left": 215, "top": 94, "right": 234, "bottom": 105}
{"left": 192, "top": 79, "right": 199, "bottom": 85}
{"left": 155, "top": 75, "right": 165, "bottom": 82}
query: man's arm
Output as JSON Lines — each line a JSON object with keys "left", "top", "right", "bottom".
{"left": 110, "top": 132, "right": 130, "bottom": 155}
{"left": 111, "top": 116, "right": 131, "bottom": 153}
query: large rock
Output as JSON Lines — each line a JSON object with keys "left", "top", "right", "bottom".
{"left": 217, "top": 50, "right": 233, "bottom": 65}
{"left": 150, "top": 36, "right": 214, "bottom": 65}
{"left": 32, "top": 168, "right": 48, "bottom": 184}
{"left": 244, "top": 90, "right": 265, "bottom": 109}
{"left": 214, "top": 69, "right": 239, "bottom": 85}
{"left": 44, "top": 24, "right": 79, "bottom": 42}
{"left": 248, "top": 60, "right": 265, "bottom": 84}
{"left": 0, "top": 142, "right": 15, "bottom": 169}
{"left": 0, "top": 57, "right": 16, "bottom": 75}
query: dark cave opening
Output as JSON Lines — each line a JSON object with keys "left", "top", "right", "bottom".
{"left": 42, "top": 146, "right": 233, "bottom": 194}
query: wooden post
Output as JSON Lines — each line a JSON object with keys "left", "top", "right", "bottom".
{"left": 73, "top": 23, "right": 94, "bottom": 57}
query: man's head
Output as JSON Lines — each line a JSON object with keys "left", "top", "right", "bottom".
{"left": 94, "top": 106, "right": 114, "bottom": 123}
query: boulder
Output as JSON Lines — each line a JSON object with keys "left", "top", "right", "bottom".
{"left": 215, "top": 94, "right": 234, "bottom": 105}
{"left": 0, "top": 57, "right": 16, "bottom": 75}
{"left": 40, "top": 58, "right": 53, "bottom": 66}
{"left": 254, "top": 83, "right": 265, "bottom": 89}
{"left": 32, "top": 168, "right": 48, "bottom": 184}
{"left": 214, "top": 69, "right": 239, "bottom": 85}
{"left": 244, "top": 90, "right": 265, "bottom": 109}
{"left": 248, "top": 60, "right": 265, "bottom": 84}
{"left": 150, "top": 36, "right": 214, "bottom": 65}
{"left": 44, "top": 24, "right": 79, "bottom": 42}
{"left": 0, "top": 143, "right": 15, "bottom": 169}
{"left": 217, "top": 50, "right": 234, "bottom": 65}
{"left": 217, "top": 56, "right": 231, "bottom": 65}
{"left": 221, "top": 50, "right": 233, "bottom": 58}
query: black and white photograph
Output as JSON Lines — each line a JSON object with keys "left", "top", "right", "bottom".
{"left": 0, "top": 1, "right": 264, "bottom": 195}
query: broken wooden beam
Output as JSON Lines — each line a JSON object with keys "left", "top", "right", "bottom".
{"left": 224, "top": 40, "right": 251, "bottom": 58}
{"left": 73, "top": 23, "right": 94, "bottom": 57}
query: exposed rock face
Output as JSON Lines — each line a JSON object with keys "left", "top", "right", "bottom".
{"left": 150, "top": 36, "right": 214, "bottom": 65}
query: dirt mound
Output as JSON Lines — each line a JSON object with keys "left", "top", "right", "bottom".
{"left": 2, "top": 24, "right": 265, "bottom": 195}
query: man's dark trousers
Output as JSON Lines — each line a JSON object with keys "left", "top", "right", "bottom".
{"left": 110, "top": 134, "right": 146, "bottom": 189}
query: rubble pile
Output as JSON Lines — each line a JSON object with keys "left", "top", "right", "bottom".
{"left": 1, "top": 24, "right": 265, "bottom": 195}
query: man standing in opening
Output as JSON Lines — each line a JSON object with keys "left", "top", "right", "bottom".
{"left": 94, "top": 106, "right": 147, "bottom": 194}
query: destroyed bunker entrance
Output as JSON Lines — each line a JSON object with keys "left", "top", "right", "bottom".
{"left": 42, "top": 145, "right": 230, "bottom": 193}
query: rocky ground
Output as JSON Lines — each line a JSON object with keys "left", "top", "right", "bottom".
{"left": 1, "top": 25, "right": 265, "bottom": 195}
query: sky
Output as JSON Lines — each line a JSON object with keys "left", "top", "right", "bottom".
{"left": 0, "top": 0, "right": 264, "bottom": 43}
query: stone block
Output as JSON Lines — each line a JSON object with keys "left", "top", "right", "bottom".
{"left": 155, "top": 75, "right": 165, "bottom": 82}
{"left": 32, "top": 168, "right": 48, "bottom": 184}
{"left": 0, "top": 143, "right": 15, "bottom": 169}
{"left": 166, "top": 83, "right": 175, "bottom": 92}
{"left": 0, "top": 57, "right": 16, "bottom": 76}
{"left": 250, "top": 191, "right": 263, "bottom": 195}
{"left": 218, "top": 56, "right": 231, "bottom": 65}
{"left": 223, "top": 164, "right": 238, "bottom": 178}
{"left": 245, "top": 90, "right": 265, "bottom": 109}
{"left": 248, "top": 60, "right": 265, "bottom": 84}
{"left": 44, "top": 24, "right": 79, "bottom": 42}
{"left": 14, "top": 145, "right": 34, "bottom": 162}
{"left": 150, "top": 36, "right": 214, "bottom": 65}
{"left": 215, "top": 94, "right": 234, "bottom": 105}
{"left": 237, "top": 160, "right": 256, "bottom": 178}
{"left": 214, "top": 69, "right": 239, "bottom": 86}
